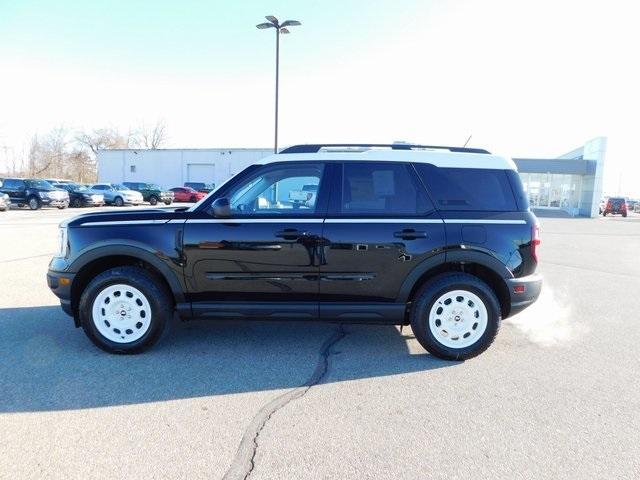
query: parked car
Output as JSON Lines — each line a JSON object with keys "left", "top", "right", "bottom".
{"left": 170, "top": 186, "right": 206, "bottom": 203}
{"left": 0, "top": 193, "right": 10, "bottom": 211}
{"left": 53, "top": 183, "right": 105, "bottom": 208}
{"left": 86, "top": 184, "right": 143, "bottom": 206}
{"left": 184, "top": 182, "right": 215, "bottom": 193}
{"left": 45, "top": 178, "right": 74, "bottom": 185}
{"left": 0, "top": 178, "right": 69, "bottom": 210}
{"left": 626, "top": 199, "right": 638, "bottom": 212}
{"left": 47, "top": 143, "right": 542, "bottom": 360}
{"left": 123, "top": 182, "right": 174, "bottom": 205}
{"left": 602, "top": 197, "right": 627, "bottom": 217}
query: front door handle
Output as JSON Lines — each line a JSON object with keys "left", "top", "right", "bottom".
{"left": 275, "top": 229, "right": 308, "bottom": 240}
{"left": 394, "top": 229, "right": 428, "bottom": 240}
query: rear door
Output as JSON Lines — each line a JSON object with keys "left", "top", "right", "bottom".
{"left": 319, "top": 161, "right": 446, "bottom": 309}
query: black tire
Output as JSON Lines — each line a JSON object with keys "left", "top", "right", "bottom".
{"left": 410, "top": 273, "right": 501, "bottom": 361}
{"left": 71, "top": 198, "right": 82, "bottom": 208}
{"left": 149, "top": 196, "right": 158, "bottom": 205}
{"left": 57, "top": 204, "right": 67, "bottom": 210}
{"left": 78, "top": 266, "right": 172, "bottom": 354}
{"left": 114, "top": 196, "right": 124, "bottom": 207}
{"left": 164, "top": 200, "right": 172, "bottom": 205}
{"left": 603, "top": 212, "right": 607, "bottom": 216}
{"left": 189, "top": 195, "right": 197, "bottom": 203}
{"left": 27, "top": 196, "right": 41, "bottom": 210}
{"left": 623, "top": 212, "right": 627, "bottom": 217}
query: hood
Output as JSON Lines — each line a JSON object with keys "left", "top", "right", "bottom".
{"left": 63, "top": 206, "right": 189, "bottom": 228}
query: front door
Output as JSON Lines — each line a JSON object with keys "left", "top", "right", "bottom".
{"left": 183, "top": 161, "right": 329, "bottom": 319}
{"left": 319, "top": 161, "right": 446, "bottom": 314}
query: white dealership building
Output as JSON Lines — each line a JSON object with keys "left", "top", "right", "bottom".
{"left": 97, "top": 138, "right": 606, "bottom": 217}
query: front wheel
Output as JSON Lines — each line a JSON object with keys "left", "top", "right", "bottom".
{"left": 78, "top": 266, "right": 172, "bottom": 354}
{"left": 71, "top": 198, "right": 82, "bottom": 208}
{"left": 28, "top": 196, "right": 41, "bottom": 210}
{"left": 164, "top": 200, "right": 172, "bottom": 205}
{"left": 410, "top": 273, "right": 500, "bottom": 361}
{"left": 149, "top": 196, "right": 158, "bottom": 205}
{"left": 114, "top": 196, "right": 124, "bottom": 207}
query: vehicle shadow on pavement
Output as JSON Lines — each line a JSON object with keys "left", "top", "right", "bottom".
{"left": 0, "top": 306, "right": 454, "bottom": 413}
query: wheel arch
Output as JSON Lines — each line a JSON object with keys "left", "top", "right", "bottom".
{"left": 69, "top": 245, "right": 185, "bottom": 326}
{"left": 398, "top": 250, "right": 513, "bottom": 320}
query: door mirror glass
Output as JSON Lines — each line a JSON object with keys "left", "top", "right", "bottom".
{"left": 210, "top": 197, "right": 231, "bottom": 218}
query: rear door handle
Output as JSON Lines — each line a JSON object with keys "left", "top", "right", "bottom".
{"left": 275, "top": 229, "right": 308, "bottom": 240}
{"left": 394, "top": 229, "right": 428, "bottom": 240}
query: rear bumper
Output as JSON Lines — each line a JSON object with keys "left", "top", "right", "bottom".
{"left": 506, "top": 273, "right": 542, "bottom": 317}
{"left": 46, "top": 269, "right": 75, "bottom": 318}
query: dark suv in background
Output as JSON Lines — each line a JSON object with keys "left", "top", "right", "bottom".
{"left": 1, "top": 178, "right": 69, "bottom": 210}
{"left": 53, "top": 183, "right": 105, "bottom": 208}
{"left": 47, "top": 143, "right": 542, "bottom": 360}
{"left": 123, "top": 182, "right": 174, "bottom": 205}
{"left": 184, "top": 182, "right": 215, "bottom": 193}
{"left": 602, "top": 197, "right": 628, "bottom": 217}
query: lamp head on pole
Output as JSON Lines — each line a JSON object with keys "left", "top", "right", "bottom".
{"left": 256, "top": 16, "right": 301, "bottom": 33}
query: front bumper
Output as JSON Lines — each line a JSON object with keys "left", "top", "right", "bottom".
{"left": 47, "top": 268, "right": 75, "bottom": 318}
{"left": 506, "top": 273, "right": 542, "bottom": 317}
{"left": 82, "top": 199, "right": 105, "bottom": 207}
{"left": 42, "top": 199, "right": 69, "bottom": 207}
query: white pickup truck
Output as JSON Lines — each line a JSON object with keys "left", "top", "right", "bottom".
{"left": 288, "top": 184, "right": 318, "bottom": 207}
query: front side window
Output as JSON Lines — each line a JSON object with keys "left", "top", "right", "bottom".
{"left": 227, "top": 163, "right": 324, "bottom": 215}
{"left": 340, "top": 162, "right": 432, "bottom": 216}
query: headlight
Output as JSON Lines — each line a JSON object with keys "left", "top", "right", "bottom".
{"left": 38, "top": 191, "right": 48, "bottom": 198}
{"left": 82, "top": 193, "right": 92, "bottom": 198}
{"left": 55, "top": 227, "right": 68, "bottom": 258}
{"left": 2, "top": 193, "right": 8, "bottom": 201}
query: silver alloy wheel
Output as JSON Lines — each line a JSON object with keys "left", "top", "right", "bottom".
{"left": 428, "top": 289, "right": 488, "bottom": 349}
{"left": 91, "top": 284, "right": 152, "bottom": 343}
{"left": 28, "top": 197, "right": 39, "bottom": 209}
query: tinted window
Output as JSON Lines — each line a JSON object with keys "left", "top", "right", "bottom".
{"left": 227, "top": 163, "right": 324, "bottom": 215}
{"left": 25, "top": 179, "right": 53, "bottom": 189}
{"left": 415, "top": 165, "right": 517, "bottom": 212}
{"left": 3, "top": 179, "right": 22, "bottom": 189}
{"left": 340, "top": 162, "right": 432, "bottom": 216}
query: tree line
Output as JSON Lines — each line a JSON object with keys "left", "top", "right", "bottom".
{"left": 1, "top": 121, "right": 167, "bottom": 183}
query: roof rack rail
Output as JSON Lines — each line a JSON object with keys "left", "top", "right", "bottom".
{"left": 279, "top": 143, "right": 490, "bottom": 154}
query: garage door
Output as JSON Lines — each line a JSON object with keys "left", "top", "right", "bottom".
{"left": 187, "top": 164, "right": 215, "bottom": 182}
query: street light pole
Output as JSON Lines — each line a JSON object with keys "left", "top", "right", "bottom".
{"left": 275, "top": 26, "right": 279, "bottom": 154}
{"left": 256, "top": 16, "right": 301, "bottom": 154}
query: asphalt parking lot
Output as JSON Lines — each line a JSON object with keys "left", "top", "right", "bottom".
{"left": 1, "top": 206, "right": 639, "bottom": 479}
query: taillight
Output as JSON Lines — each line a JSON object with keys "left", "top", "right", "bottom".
{"left": 622, "top": 203, "right": 627, "bottom": 211}
{"left": 606, "top": 201, "right": 613, "bottom": 209}
{"left": 531, "top": 224, "right": 541, "bottom": 263}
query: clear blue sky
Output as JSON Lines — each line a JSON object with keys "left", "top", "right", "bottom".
{"left": 1, "top": 0, "right": 638, "bottom": 195}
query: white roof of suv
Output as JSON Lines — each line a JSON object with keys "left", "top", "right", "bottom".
{"left": 258, "top": 145, "right": 517, "bottom": 171}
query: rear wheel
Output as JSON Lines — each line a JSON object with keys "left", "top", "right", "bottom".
{"left": 164, "top": 200, "right": 172, "bottom": 205}
{"left": 78, "top": 266, "right": 172, "bottom": 354}
{"left": 28, "top": 196, "right": 41, "bottom": 210}
{"left": 149, "top": 196, "right": 158, "bottom": 205}
{"left": 114, "top": 196, "right": 124, "bottom": 207}
{"left": 71, "top": 198, "right": 82, "bottom": 208}
{"left": 410, "top": 273, "right": 500, "bottom": 361}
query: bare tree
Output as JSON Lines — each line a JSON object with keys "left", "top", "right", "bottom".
{"left": 139, "top": 120, "right": 167, "bottom": 149}
{"left": 76, "top": 127, "right": 135, "bottom": 156}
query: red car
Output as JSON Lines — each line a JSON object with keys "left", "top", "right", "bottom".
{"left": 169, "top": 187, "right": 206, "bottom": 203}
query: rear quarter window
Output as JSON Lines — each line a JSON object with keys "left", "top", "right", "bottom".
{"left": 415, "top": 165, "right": 518, "bottom": 212}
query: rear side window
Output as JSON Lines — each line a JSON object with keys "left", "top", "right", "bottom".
{"left": 340, "top": 162, "right": 432, "bottom": 216}
{"left": 415, "top": 165, "right": 517, "bottom": 212}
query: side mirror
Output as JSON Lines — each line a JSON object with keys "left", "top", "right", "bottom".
{"left": 210, "top": 197, "right": 231, "bottom": 218}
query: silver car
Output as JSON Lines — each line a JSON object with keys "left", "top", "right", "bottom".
{"left": 0, "top": 193, "right": 9, "bottom": 211}
{"left": 87, "top": 183, "right": 143, "bottom": 207}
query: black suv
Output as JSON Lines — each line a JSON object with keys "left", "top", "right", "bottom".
{"left": 184, "top": 182, "right": 215, "bottom": 193}
{"left": 53, "top": 183, "right": 105, "bottom": 208}
{"left": 1, "top": 178, "right": 69, "bottom": 210}
{"left": 47, "top": 144, "right": 542, "bottom": 360}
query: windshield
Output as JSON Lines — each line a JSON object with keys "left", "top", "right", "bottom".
{"left": 112, "top": 184, "right": 128, "bottom": 190}
{"left": 148, "top": 184, "right": 162, "bottom": 190}
{"left": 26, "top": 179, "right": 54, "bottom": 189}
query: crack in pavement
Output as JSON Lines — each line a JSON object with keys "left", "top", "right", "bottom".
{"left": 222, "top": 325, "right": 347, "bottom": 480}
